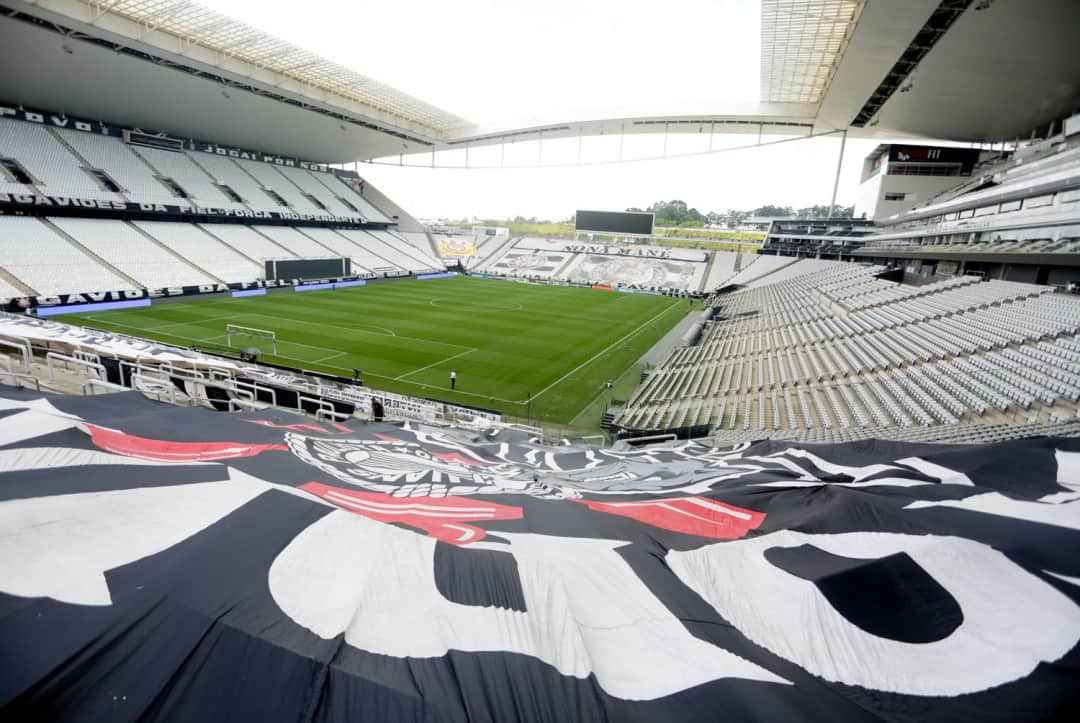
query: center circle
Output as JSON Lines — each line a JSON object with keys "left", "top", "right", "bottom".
{"left": 429, "top": 298, "right": 524, "bottom": 313}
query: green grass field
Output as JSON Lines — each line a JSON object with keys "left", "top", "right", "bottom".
{"left": 63, "top": 276, "right": 689, "bottom": 424}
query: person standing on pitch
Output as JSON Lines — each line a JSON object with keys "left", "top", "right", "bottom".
{"left": 450, "top": 370, "right": 457, "bottom": 390}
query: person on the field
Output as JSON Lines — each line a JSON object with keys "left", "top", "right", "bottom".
{"left": 450, "top": 370, "right": 457, "bottom": 390}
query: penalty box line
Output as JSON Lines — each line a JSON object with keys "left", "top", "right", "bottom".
{"left": 516, "top": 300, "right": 685, "bottom": 405}
{"left": 394, "top": 347, "right": 477, "bottom": 381}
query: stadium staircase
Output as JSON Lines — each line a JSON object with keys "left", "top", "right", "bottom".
{"left": 421, "top": 229, "right": 442, "bottom": 261}
{"left": 251, "top": 226, "right": 312, "bottom": 258}
{"left": 130, "top": 222, "right": 228, "bottom": 285}
{"left": 291, "top": 228, "right": 343, "bottom": 257}
{"left": 350, "top": 177, "right": 406, "bottom": 225}
{"left": 600, "top": 406, "right": 623, "bottom": 430}
{"left": 39, "top": 218, "right": 144, "bottom": 290}
{"left": 0, "top": 264, "right": 37, "bottom": 296}
{"left": 549, "top": 253, "right": 580, "bottom": 279}
{"left": 474, "top": 235, "right": 520, "bottom": 271}
{"left": 698, "top": 252, "right": 717, "bottom": 292}
{"left": 45, "top": 127, "right": 130, "bottom": 202}
{"left": 129, "top": 145, "right": 188, "bottom": 203}
{"left": 358, "top": 229, "right": 432, "bottom": 272}
{"left": 185, "top": 153, "right": 256, "bottom": 213}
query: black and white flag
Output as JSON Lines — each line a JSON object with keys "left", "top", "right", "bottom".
{"left": 0, "top": 388, "right": 1077, "bottom": 721}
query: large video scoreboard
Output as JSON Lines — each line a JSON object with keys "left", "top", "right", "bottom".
{"left": 574, "top": 210, "right": 654, "bottom": 236}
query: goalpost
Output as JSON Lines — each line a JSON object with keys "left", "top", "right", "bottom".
{"left": 226, "top": 324, "right": 277, "bottom": 354}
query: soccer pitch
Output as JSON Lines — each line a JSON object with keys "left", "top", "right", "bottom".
{"left": 64, "top": 276, "right": 689, "bottom": 424}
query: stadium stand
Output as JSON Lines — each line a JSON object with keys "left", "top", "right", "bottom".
{"left": 617, "top": 259, "right": 1080, "bottom": 436}
{"left": 360, "top": 229, "right": 442, "bottom": 272}
{"left": 131, "top": 146, "right": 247, "bottom": 211}
{"left": 235, "top": 158, "right": 322, "bottom": 214}
{"left": 296, "top": 227, "right": 386, "bottom": 275}
{"left": 53, "top": 126, "right": 186, "bottom": 206}
{"left": 762, "top": 133, "right": 1080, "bottom": 281}
{"left": 198, "top": 223, "right": 296, "bottom": 262}
{"left": 190, "top": 152, "right": 286, "bottom": 213}
{"left": 0, "top": 119, "right": 123, "bottom": 202}
{"left": 0, "top": 117, "right": 397, "bottom": 223}
{"left": 562, "top": 253, "right": 705, "bottom": 290}
{"left": 134, "top": 221, "right": 261, "bottom": 283}
{"left": 250, "top": 225, "right": 335, "bottom": 259}
{"left": 397, "top": 230, "right": 443, "bottom": 264}
{"left": 701, "top": 250, "right": 740, "bottom": 291}
{"left": 0, "top": 216, "right": 132, "bottom": 294}
{"left": 457, "top": 233, "right": 514, "bottom": 270}
{"left": 273, "top": 163, "right": 357, "bottom": 216}
{"left": 482, "top": 247, "right": 575, "bottom": 279}
{"left": 50, "top": 217, "right": 218, "bottom": 288}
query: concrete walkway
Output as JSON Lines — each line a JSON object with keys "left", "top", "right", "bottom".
{"left": 638, "top": 302, "right": 702, "bottom": 366}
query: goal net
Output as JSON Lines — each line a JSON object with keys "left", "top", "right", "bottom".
{"left": 226, "top": 324, "right": 277, "bottom": 354}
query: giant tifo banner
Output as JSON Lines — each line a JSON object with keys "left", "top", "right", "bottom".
{"left": 514, "top": 237, "right": 708, "bottom": 262}
{"left": 0, "top": 387, "right": 1077, "bottom": 721}
{"left": 437, "top": 237, "right": 477, "bottom": 257}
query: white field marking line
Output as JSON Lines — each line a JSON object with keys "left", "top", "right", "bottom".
{"left": 151, "top": 314, "right": 238, "bottom": 331}
{"left": 80, "top": 316, "right": 200, "bottom": 336}
{"left": 312, "top": 351, "right": 348, "bottom": 364}
{"left": 394, "top": 347, "right": 478, "bottom": 381}
{"left": 238, "top": 312, "right": 468, "bottom": 351}
{"left": 76, "top": 317, "right": 511, "bottom": 399}
{"left": 429, "top": 297, "right": 524, "bottom": 312}
{"left": 83, "top": 315, "right": 347, "bottom": 365}
{"left": 352, "top": 324, "right": 396, "bottom": 336}
{"left": 521, "top": 301, "right": 685, "bottom": 405}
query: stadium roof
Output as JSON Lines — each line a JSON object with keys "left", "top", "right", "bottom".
{"left": 0, "top": 0, "right": 1077, "bottom": 163}
{"left": 65, "top": 0, "right": 468, "bottom": 135}
{"left": 759, "top": 0, "right": 862, "bottom": 104}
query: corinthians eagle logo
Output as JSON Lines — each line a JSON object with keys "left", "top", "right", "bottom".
{"left": 281, "top": 423, "right": 780, "bottom": 500}
{"left": 284, "top": 429, "right": 565, "bottom": 498}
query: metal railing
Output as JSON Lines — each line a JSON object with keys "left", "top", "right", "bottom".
{"left": 46, "top": 351, "right": 106, "bottom": 383}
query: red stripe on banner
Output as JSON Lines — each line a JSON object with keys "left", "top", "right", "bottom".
{"left": 300, "top": 482, "right": 523, "bottom": 544}
{"left": 430, "top": 451, "right": 496, "bottom": 467}
{"left": 575, "top": 496, "right": 765, "bottom": 540}
{"left": 591, "top": 284, "right": 615, "bottom": 292}
{"left": 87, "top": 424, "right": 287, "bottom": 462}
{"left": 244, "top": 419, "right": 351, "bottom": 434}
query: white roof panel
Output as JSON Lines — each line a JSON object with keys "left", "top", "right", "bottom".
{"left": 90, "top": 0, "right": 469, "bottom": 133}
{"left": 760, "top": 0, "right": 863, "bottom": 104}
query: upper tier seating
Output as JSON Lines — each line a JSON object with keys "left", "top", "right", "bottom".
{"left": 235, "top": 160, "right": 320, "bottom": 214}
{"left": 132, "top": 147, "right": 246, "bottom": 211}
{"left": 273, "top": 165, "right": 356, "bottom": 216}
{"left": 0, "top": 121, "right": 123, "bottom": 201}
{"left": 315, "top": 174, "right": 393, "bottom": 222}
{"left": 53, "top": 128, "right": 186, "bottom": 207}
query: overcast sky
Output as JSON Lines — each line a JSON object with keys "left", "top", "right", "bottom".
{"left": 205, "top": 0, "right": 897, "bottom": 219}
